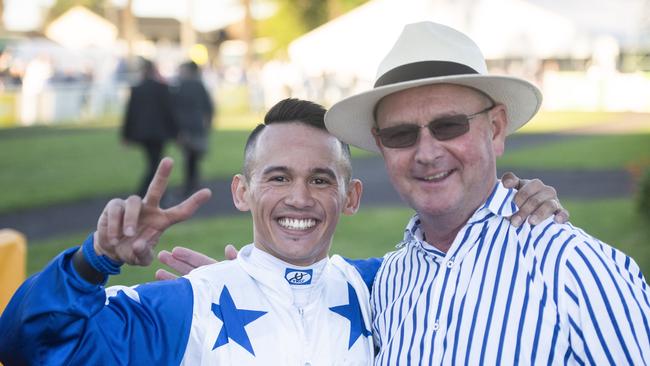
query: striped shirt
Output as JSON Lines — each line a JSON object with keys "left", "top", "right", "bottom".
{"left": 371, "top": 182, "right": 650, "bottom": 365}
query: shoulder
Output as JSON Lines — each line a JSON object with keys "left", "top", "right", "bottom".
{"left": 523, "top": 218, "right": 639, "bottom": 277}
{"left": 184, "top": 260, "right": 243, "bottom": 285}
{"left": 522, "top": 218, "right": 647, "bottom": 303}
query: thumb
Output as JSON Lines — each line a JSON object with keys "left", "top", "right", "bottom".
{"left": 224, "top": 244, "right": 238, "bottom": 260}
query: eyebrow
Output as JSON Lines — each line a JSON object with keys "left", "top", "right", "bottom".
{"left": 261, "top": 166, "right": 338, "bottom": 180}
{"left": 310, "top": 167, "right": 338, "bottom": 181}
{"left": 261, "top": 166, "right": 291, "bottom": 176}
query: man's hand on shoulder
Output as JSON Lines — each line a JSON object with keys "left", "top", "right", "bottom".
{"left": 501, "top": 172, "right": 569, "bottom": 227}
{"left": 155, "top": 244, "right": 237, "bottom": 280}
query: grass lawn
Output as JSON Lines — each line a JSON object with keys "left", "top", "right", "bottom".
{"left": 498, "top": 133, "right": 650, "bottom": 170}
{"left": 2, "top": 130, "right": 649, "bottom": 215}
{"left": 0, "top": 124, "right": 374, "bottom": 214}
{"left": 26, "top": 199, "right": 650, "bottom": 286}
{"left": 0, "top": 127, "right": 247, "bottom": 214}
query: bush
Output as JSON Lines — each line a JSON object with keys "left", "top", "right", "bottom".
{"left": 638, "top": 167, "right": 650, "bottom": 221}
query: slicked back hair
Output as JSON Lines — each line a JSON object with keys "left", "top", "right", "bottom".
{"left": 243, "top": 98, "right": 353, "bottom": 184}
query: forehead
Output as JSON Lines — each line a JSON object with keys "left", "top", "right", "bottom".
{"left": 376, "top": 83, "right": 488, "bottom": 123}
{"left": 251, "top": 123, "right": 345, "bottom": 175}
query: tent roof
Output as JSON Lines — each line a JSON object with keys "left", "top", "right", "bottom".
{"left": 289, "top": 0, "right": 646, "bottom": 80}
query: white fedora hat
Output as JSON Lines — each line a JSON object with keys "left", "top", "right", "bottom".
{"left": 325, "top": 21, "right": 543, "bottom": 153}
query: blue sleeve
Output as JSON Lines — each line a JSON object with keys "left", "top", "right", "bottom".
{"left": 344, "top": 257, "right": 383, "bottom": 293}
{"left": 0, "top": 247, "right": 194, "bottom": 365}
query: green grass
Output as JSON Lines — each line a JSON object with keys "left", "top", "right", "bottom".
{"left": 0, "top": 127, "right": 247, "bottom": 214}
{"left": 498, "top": 133, "right": 650, "bottom": 170}
{"left": 0, "top": 122, "right": 374, "bottom": 214}
{"left": 3, "top": 112, "right": 646, "bottom": 214}
{"left": 521, "top": 111, "right": 650, "bottom": 133}
{"left": 25, "top": 199, "right": 650, "bottom": 286}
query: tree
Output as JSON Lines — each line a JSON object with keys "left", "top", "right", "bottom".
{"left": 46, "top": 0, "right": 106, "bottom": 24}
{"left": 256, "top": 0, "right": 368, "bottom": 58}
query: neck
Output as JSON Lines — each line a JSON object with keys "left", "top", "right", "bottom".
{"left": 418, "top": 211, "right": 471, "bottom": 253}
{"left": 418, "top": 179, "right": 496, "bottom": 253}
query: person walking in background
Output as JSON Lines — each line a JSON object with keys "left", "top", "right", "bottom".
{"left": 173, "top": 61, "right": 215, "bottom": 197}
{"left": 122, "top": 58, "right": 178, "bottom": 197}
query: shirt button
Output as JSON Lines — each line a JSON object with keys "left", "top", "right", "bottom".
{"left": 432, "top": 321, "right": 439, "bottom": 331}
{"left": 305, "top": 363, "right": 311, "bottom": 366}
{"left": 446, "top": 260, "right": 454, "bottom": 268}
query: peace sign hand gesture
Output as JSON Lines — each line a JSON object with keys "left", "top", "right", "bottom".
{"left": 95, "top": 157, "right": 212, "bottom": 266}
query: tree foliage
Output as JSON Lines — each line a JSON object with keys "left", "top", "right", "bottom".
{"left": 46, "top": 0, "right": 106, "bottom": 24}
{"left": 256, "top": 0, "right": 368, "bottom": 58}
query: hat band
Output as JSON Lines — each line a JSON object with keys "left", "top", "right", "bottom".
{"left": 374, "top": 61, "right": 478, "bottom": 88}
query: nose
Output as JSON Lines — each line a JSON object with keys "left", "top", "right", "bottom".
{"left": 413, "top": 126, "right": 444, "bottom": 165}
{"left": 284, "top": 182, "right": 315, "bottom": 208}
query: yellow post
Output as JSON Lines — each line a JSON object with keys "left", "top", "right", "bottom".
{"left": 0, "top": 229, "right": 27, "bottom": 314}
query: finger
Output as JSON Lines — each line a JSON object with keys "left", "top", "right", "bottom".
{"left": 130, "top": 229, "right": 160, "bottom": 265}
{"left": 224, "top": 244, "right": 238, "bottom": 260}
{"left": 106, "top": 199, "right": 126, "bottom": 245}
{"left": 155, "top": 269, "right": 179, "bottom": 281}
{"left": 159, "top": 250, "right": 197, "bottom": 275}
{"left": 511, "top": 187, "right": 555, "bottom": 227}
{"left": 97, "top": 209, "right": 109, "bottom": 247}
{"left": 171, "top": 246, "right": 218, "bottom": 268}
{"left": 554, "top": 205, "right": 570, "bottom": 224}
{"left": 500, "top": 171, "right": 518, "bottom": 188}
{"left": 165, "top": 188, "right": 212, "bottom": 224}
{"left": 524, "top": 192, "right": 558, "bottom": 226}
{"left": 511, "top": 178, "right": 544, "bottom": 209}
{"left": 143, "top": 157, "right": 174, "bottom": 208}
{"left": 122, "top": 195, "right": 142, "bottom": 237}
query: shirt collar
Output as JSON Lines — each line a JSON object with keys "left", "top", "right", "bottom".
{"left": 402, "top": 181, "right": 519, "bottom": 249}
{"left": 474, "top": 180, "right": 519, "bottom": 222}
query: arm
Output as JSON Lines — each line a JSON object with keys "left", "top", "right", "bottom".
{"left": 0, "top": 244, "right": 195, "bottom": 365}
{"left": 0, "top": 158, "right": 211, "bottom": 364}
{"left": 501, "top": 172, "right": 569, "bottom": 227}
{"left": 562, "top": 238, "right": 650, "bottom": 364}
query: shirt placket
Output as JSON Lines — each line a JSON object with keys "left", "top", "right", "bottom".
{"left": 424, "top": 224, "right": 478, "bottom": 364}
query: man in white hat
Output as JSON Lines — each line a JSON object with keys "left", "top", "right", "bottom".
{"left": 324, "top": 21, "right": 650, "bottom": 364}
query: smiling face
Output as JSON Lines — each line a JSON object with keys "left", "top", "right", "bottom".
{"left": 232, "top": 122, "right": 362, "bottom": 266}
{"left": 375, "top": 83, "right": 507, "bottom": 229}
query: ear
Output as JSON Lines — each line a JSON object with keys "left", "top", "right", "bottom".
{"left": 490, "top": 104, "right": 508, "bottom": 157}
{"left": 231, "top": 174, "right": 250, "bottom": 212}
{"left": 342, "top": 179, "right": 363, "bottom": 216}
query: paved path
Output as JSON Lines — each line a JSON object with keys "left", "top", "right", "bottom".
{"left": 0, "top": 134, "right": 636, "bottom": 241}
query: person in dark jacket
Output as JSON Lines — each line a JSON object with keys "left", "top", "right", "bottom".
{"left": 122, "top": 59, "right": 178, "bottom": 197}
{"left": 173, "top": 61, "right": 214, "bottom": 196}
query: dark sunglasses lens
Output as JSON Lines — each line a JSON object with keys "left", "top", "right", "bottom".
{"left": 430, "top": 115, "right": 470, "bottom": 140}
{"left": 379, "top": 125, "right": 419, "bottom": 148}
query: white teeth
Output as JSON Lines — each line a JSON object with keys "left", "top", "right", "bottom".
{"left": 278, "top": 218, "right": 316, "bottom": 230}
{"left": 423, "top": 171, "right": 452, "bottom": 181}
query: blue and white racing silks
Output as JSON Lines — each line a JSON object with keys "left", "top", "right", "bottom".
{"left": 371, "top": 181, "right": 650, "bottom": 365}
{"left": 0, "top": 243, "right": 377, "bottom": 365}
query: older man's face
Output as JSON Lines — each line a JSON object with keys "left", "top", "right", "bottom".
{"left": 374, "top": 84, "right": 507, "bottom": 221}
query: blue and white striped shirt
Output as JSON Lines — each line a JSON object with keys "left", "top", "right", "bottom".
{"left": 371, "top": 182, "right": 650, "bottom": 365}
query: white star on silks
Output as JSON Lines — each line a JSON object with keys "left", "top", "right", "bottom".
{"left": 329, "top": 283, "right": 371, "bottom": 349}
{"left": 211, "top": 286, "right": 267, "bottom": 356}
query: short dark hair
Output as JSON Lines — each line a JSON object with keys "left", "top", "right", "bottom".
{"left": 243, "top": 98, "right": 352, "bottom": 183}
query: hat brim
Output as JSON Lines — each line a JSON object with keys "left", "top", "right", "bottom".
{"left": 325, "top": 74, "right": 542, "bottom": 153}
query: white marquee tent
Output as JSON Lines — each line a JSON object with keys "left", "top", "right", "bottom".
{"left": 288, "top": 0, "right": 646, "bottom": 81}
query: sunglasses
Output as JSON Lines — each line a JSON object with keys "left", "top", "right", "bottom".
{"left": 373, "top": 104, "right": 495, "bottom": 148}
